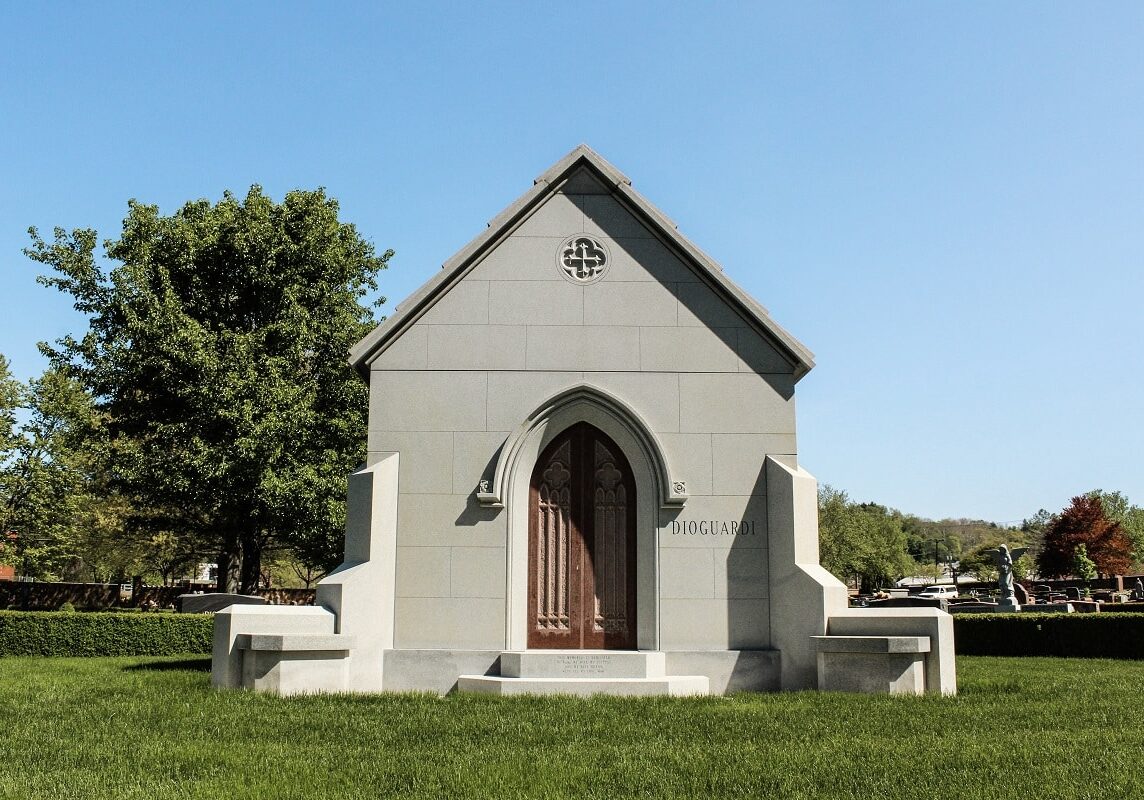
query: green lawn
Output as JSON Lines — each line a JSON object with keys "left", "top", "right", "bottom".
{"left": 1, "top": 656, "right": 1141, "bottom": 800}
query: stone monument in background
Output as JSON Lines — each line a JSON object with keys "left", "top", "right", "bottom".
{"left": 987, "top": 544, "right": 1027, "bottom": 612}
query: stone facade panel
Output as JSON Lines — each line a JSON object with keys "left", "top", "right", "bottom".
{"left": 714, "top": 547, "right": 769, "bottom": 599}
{"left": 711, "top": 433, "right": 797, "bottom": 495}
{"left": 468, "top": 236, "right": 567, "bottom": 282}
{"left": 658, "top": 432, "right": 714, "bottom": 496}
{"left": 736, "top": 328, "right": 796, "bottom": 374}
{"left": 677, "top": 281, "right": 749, "bottom": 329}
{"left": 582, "top": 195, "right": 655, "bottom": 240}
{"left": 393, "top": 598, "right": 506, "bottom": 649}
{"left": 419, "top": 279, "right": 491, "bottom": 326}
{"left": 512, "top": 192, "right": 584, "bottom": 238}
{"left": 488, "top": 280, "right": 584, "bottom": 325}
{"left": 485, "top": 371, "right": 582, "bottom": 431}
{"left": 370, "top": 371, "right": 488, "bottom": 432}
{"left": 583, "top": 280, "right": 678, "bottom": 327}
{"left": 525, "top": 326, "right": 640, "bottom": 372}
{"left": 583, "top": 371, "right": 679, "bottom": 433}
{"left": 452, "top": 431, "right": 510, "bottom": 495}
{"left": 639, "top": 326, "right": 740, "bottom": 373}
{"left": 602, "top": 237, "right": 698, "bottom": 283}
{"left": 368, "top": 325, "right": 428, "bottom": 370}
{"left": 366, "top": 431, "right": 453, "bottom": 494}
{"left": 659, "top": 599, "right": 730, "bottom": 649}
{"left": 727, "top": 598, "right": 770, "bottom": 648}
{"left": 660, "top": 548, "right": 715, "bottom": 600}
{"left": 450, "top": 547, "right": 507, "bottom": 599}
{"left": 678, "top": 373, "right": 795, "bottom": 433}
{"left": 426, "top": 325, "right": 526, "bottom": 370}
{"left": 394, "top": 546, "right": 451, "bottom": 598}
{"left": 397, "top": 493, "right": 506, "bottom": 548}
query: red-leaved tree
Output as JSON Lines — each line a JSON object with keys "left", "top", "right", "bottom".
{"left": 1036, "top": 495, "right": 1133, "bottom": 578}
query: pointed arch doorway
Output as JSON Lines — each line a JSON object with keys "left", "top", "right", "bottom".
{"left": 527, "top": 422, "right": 637, "bottom": 649}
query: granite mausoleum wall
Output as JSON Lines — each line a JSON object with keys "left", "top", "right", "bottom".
{"left": 365, "top": 168, "right": 801, "bottom": 653}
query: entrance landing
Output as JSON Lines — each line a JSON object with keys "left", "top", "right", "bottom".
{"left": 457, "top": 650, "right": 710, "bottom": 697}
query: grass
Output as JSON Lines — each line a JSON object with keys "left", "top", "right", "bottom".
{"left": 1, "top": 656, "right": 1142, "bottom": 800}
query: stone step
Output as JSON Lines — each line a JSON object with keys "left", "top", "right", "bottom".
{"left": 457, "top": 674, "right": 709, "bottom": 697}
{"left": 500, "top": 650, "right": 666, "bottom": 679}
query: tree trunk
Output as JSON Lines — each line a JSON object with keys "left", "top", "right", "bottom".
{"left": 216, "top": 546, "right": 240, "bottom": 593}
{"left": 239, "top": 534, "right": 262, "bottom": 595}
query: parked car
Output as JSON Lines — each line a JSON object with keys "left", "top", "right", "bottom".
{"left": 917, "top": 585, "right": 959, "bottom": 600}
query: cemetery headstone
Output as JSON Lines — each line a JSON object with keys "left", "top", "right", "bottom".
{"left": 178, "top": 593, "right": 264, "bottom": 614}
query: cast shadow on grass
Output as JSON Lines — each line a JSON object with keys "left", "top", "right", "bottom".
{"left": 123, "top": 657, "right": 213, "bottom": 673}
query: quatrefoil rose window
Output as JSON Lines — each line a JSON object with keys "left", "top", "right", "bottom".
{"left": 557, "top": 235, "right": 609, "bottom": 284}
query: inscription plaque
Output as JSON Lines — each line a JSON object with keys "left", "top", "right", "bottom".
{"left": 670, "top": 520, "right": 756, "bottom": 536}
{"left": 553, "top": 654, "right": 613, "bottom": 676}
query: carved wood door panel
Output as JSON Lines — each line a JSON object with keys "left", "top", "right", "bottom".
{"left": 528, "top": 423, "right": 637, "bottom": 650}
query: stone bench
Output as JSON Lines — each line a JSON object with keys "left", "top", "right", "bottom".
{"left": 235, "top": 633, "right": 356, "bottom": 695}
{"left": 812, "top": 635, "right": 931, "bottom": 695}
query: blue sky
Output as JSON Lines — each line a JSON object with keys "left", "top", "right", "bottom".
{"left": 2, "top": 3, "right": 1141, "bottom": 524}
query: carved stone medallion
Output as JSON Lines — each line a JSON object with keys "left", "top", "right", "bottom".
{"left": 557, "top": 235, "right": 609, "bottom": 284}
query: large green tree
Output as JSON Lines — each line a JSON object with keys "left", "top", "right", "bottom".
{"left": 25, "top": 187, "right": 390, "bottom": 592}
{"left": 0, "top": 358, "right": 96, "bottom": 579}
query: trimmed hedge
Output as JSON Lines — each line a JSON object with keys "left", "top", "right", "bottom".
{"left": 0, "top": 611, "right": 213, "bottom": 657}
{"left": 954, "top": 612, "right": 1144, "bottom": 659}
{"left": 7, "top": 609, "right": 1143, "bottom": 660}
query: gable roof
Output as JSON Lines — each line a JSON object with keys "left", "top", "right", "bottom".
{"left": 349, "top": 144, "right": 815, "bottom": 379}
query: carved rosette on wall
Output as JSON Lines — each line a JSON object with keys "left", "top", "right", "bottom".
{"left": 557, "top": 235, "right": 609, "bottom": 284}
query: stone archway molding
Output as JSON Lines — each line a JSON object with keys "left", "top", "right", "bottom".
{"left": 476, "top": 382, "right": 688, "bottom": 510}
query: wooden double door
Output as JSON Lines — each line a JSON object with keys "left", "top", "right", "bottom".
{"left": 528, "top": 423, "right": 637, "bottom": 649}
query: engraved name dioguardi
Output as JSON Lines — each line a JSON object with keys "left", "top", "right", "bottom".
{"left": 670, "top": 520, "right": 756, "bottom": 536}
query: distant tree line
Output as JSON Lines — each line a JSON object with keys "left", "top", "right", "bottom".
{"left": 1, "top": 187, "right": 391, "bottom": 593}
{"left": 818, "top": 485, "right": 1144, "bottom": 592}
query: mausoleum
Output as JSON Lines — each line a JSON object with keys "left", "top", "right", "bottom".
{"left": 212, "top": 145, "right": 956, "bottom": 697}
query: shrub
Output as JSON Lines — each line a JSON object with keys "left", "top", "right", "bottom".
{"left": 954, "top": 612, "right": 1144, "bottom": 659}
{"left": 0, "top": 611, "right": 213, "bottom": 657}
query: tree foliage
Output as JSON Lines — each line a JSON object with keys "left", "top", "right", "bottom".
{"left": 1085, "top": 489, "right": 1144, "bottom": 567}
{"left": 958, "top": 543, "right": 998, "bottom": 583}
{"left": 1036, "top": 495, "right": 1132, "bottom": 578}
{"left": 818, "top": 486, "right": 914, "bottom": 593}
{"left": 959, "top": 541, "right": 1033, "bottom": 583}
{"left": 1020, "top": 508, "right": 1054, "bottom": 557}
{"left": 25, "top": 187, "right": 390, "bottom": 592}
{"left": 1071, "top": 543, "right": 1097, "bottom": 583}
{"left": 0, "top": 358, "right": 97, "bottom": 579}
